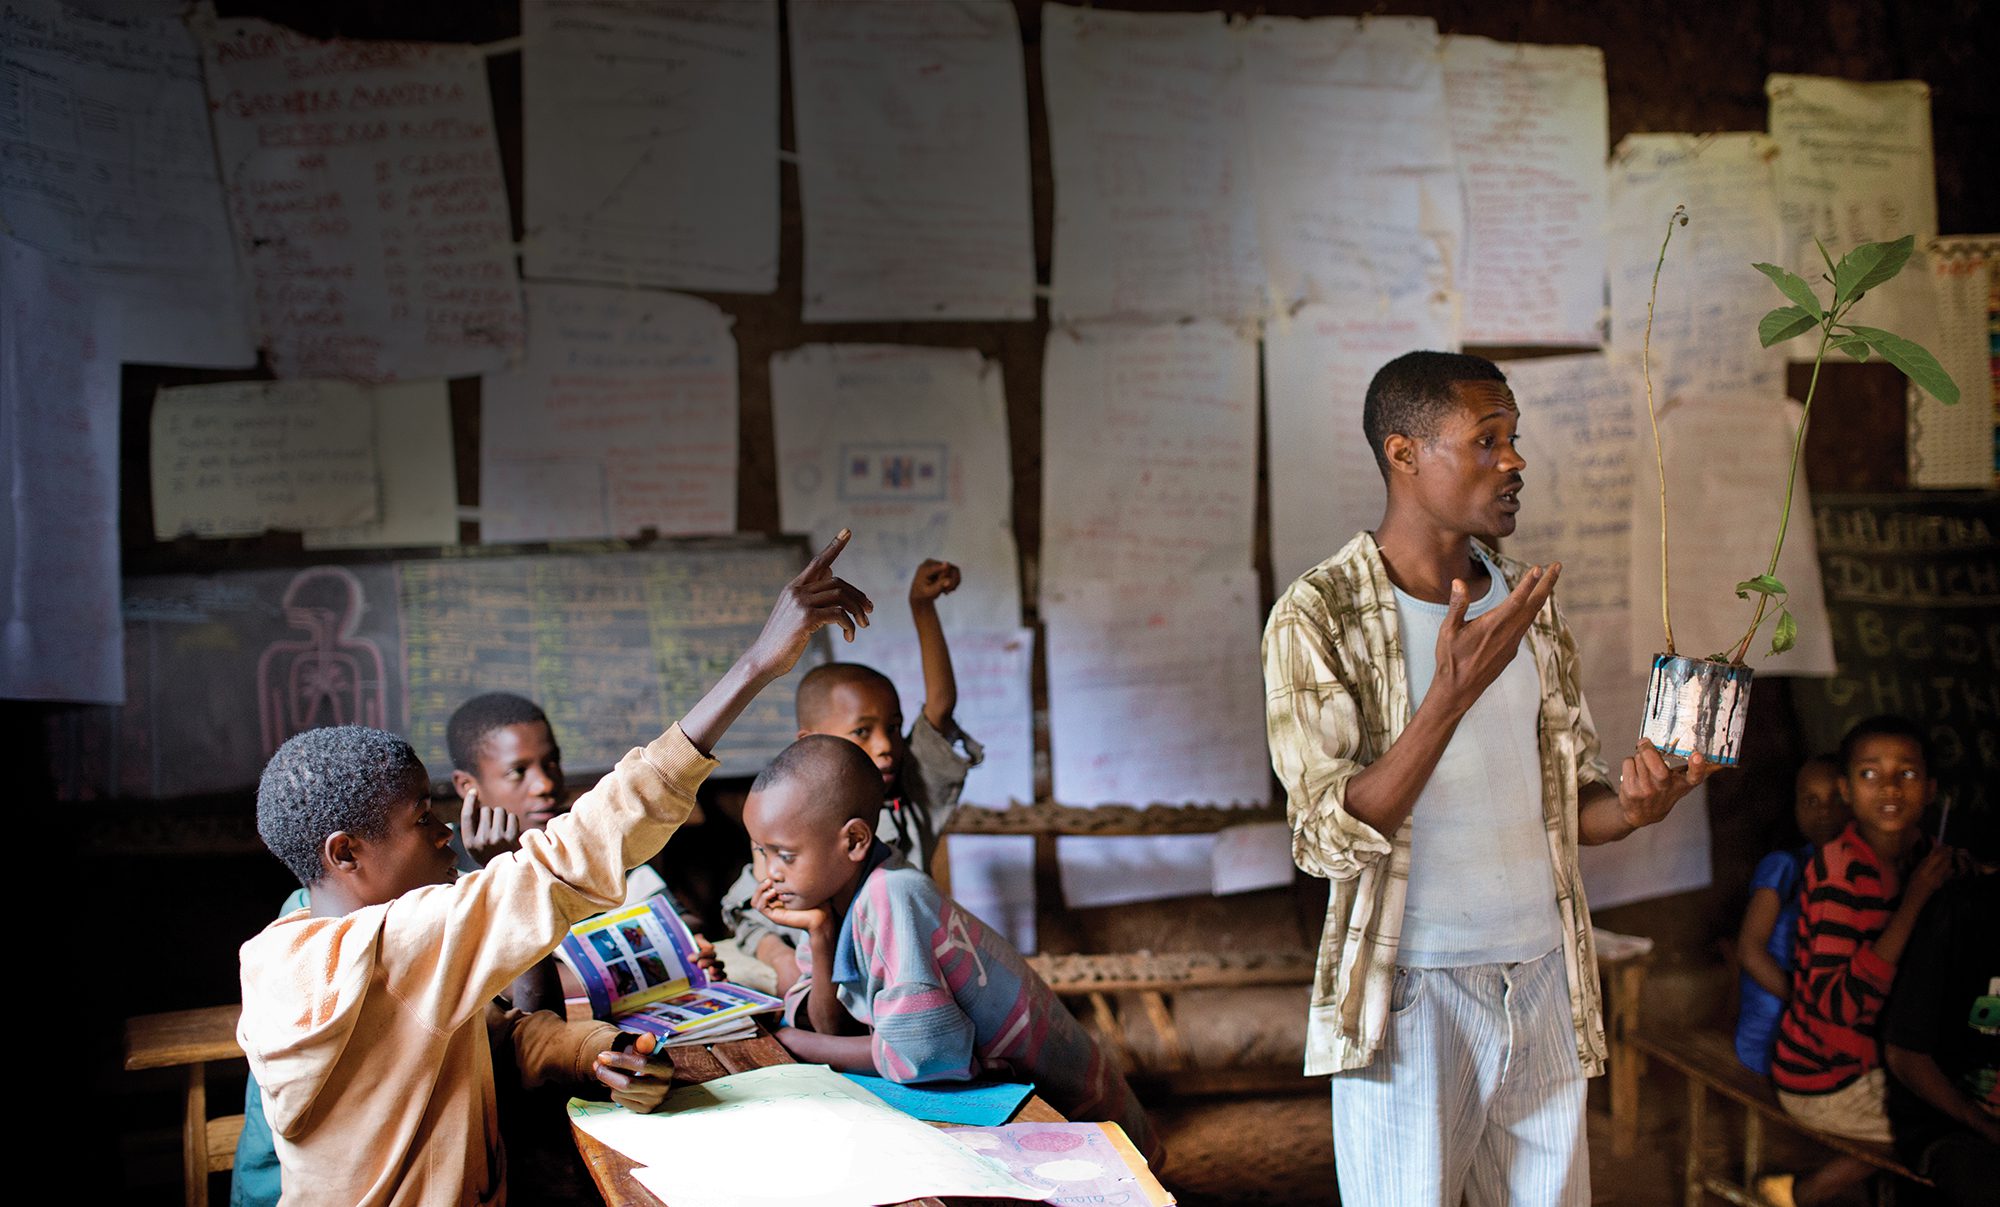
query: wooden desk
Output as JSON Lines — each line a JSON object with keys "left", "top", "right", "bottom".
{"left": 571, "top": 1027, "right": 1065, "bottom": 1207}
{"left": 124, "top": 1005, "right": 247, "bottom": 1207}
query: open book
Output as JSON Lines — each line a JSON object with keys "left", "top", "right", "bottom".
{"left": 555, "top": 893, "right": 782, "bottom": 1041}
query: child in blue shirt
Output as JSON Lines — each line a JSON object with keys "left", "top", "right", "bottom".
{"left": 1734, "top": 755, "right": 1849, "bottom": 1073}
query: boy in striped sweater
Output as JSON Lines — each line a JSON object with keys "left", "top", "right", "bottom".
{"left": 742, "top": 734, "right": 1159, "bottom": 1163}
{"left": 1761, "top": 715, "right": 1962, "bottom": 1207}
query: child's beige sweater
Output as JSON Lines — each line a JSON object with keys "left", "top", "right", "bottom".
{"left": 237, "top": 726, "right": 715, "bottom": 1205}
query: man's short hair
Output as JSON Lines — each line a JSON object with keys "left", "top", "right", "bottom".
{"left": 750, "top": 734, "right": 881, "bottom": 829}
{"left": 1361, "top": 351, "right": 1510, "bottom": 475}
{"left": 257, "top": 726, "right": 427, "bottom": 886}
{"left": 1837, "top": 714, "right": 1933, "bottom": 776}
{"left": 795, "top": 663, "right": 898, "bottom": 730}
{"left": 446, "top": 692, "right": 550, "bottom": 774}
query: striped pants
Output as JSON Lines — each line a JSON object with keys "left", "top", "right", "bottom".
{"left": 1328, "top": 946, "right": 1590, "bottom": 1206}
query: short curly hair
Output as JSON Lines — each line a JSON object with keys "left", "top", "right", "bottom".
{"left": 1361, "top": 351, "right": 1510, "bottom": 476}
{"left": 447, "top": 692, "right": 551, "bottom": 774}
{"left": 795, "top": 663, "right": 898, "bottom": 731}
{"left": 257, "top": 726, "right": 429, "bottom": 886}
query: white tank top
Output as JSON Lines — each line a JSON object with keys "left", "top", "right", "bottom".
{"left": 1392, "top": 560, "right": 1563, "bottom": 967}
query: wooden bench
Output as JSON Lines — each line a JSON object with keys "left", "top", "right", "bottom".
{"left": 125, "top": 1005, "right": 247, "bottom": 1207}
{"left": 1630, "top": 1028, "right": 1930, "bottom": 1206}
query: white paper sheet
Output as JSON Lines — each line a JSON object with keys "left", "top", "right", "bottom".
{"left": 568, "top": 1066, "right": 1042, "bottom": 1207}
{"left": 1044, "top": 571, "right": 1267, "bottom": 808}
{"left": 1211, "top": 821, "right": 1297, "bottom": 896}
{"left": 150, "top": 380, "right": 380, "bottom": 539}
{"left": 1244, "top": 15, "right": 1461, "bottom": 318}
{"left": 1627, "top": 394, "right": 1836, "bottom": 676}
{"left": 1057, "top": 833, "right": 1217, "bottom": 910}
{"left": 1263, "top": 301, "right": 1457, "bottom": 586}
{"left": 1042, "top": 5, "right": 1261, "bottom": 322}
{"left": 860, "top": 627, "right": 1035, "bottom": 810}
{"left": 1907, "top": 237, "right": 1996, "bottom": 488}
{"left": 1579, "top": 785, "right": 1712, "bottom": 911}
{"left": 1442, "top": 36, "right": 1608, "bottom": 346}
{"left": 789, "top": 0, "right": 1034, "bottom": 321}
{"left": 1040, "top": 322, "right": 1258, "bottom": 591}
{"left": 1501, "top": 352, "right": 1713, "bottom": 906}
{"left": 943, "top": 833, "right": 1036, "bottom": 953}
{"left": 1767, "top": 75, "right": 1939, "bottom": 349}
{"left": 196, "top": 16, "right": 525, "bottom": 380}
{"left": 521, "top": 0, "right": 778, "bottom": 293}
{"left": 771, "top": 344, "right": 1022, "bottom": 635}
{"left": 480, "top": 284, "right": 737, "bottom": 542}
{"left": 303, "top": 381, "right": 459, "bottom": 549}
{"left": 1607, "top": 133, "right": 1788, "bottom": 403}
{"left": 1, "top": 236, "right": 123, "bottom": 703}
{"left": 0, "top": 0, "right": 255, "bottom": 367}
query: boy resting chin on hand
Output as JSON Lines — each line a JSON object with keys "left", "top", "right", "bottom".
{"left": 747, "top": 735, "right": 1160, "bottom": 1166}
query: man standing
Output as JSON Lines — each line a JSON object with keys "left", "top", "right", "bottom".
{"left": 1263, "top": 351, "right": 1712, "bottom": 1204}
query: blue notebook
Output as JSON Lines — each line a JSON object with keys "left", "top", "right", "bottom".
{"left": 840, "top": 1072, "right": 1036, "bottom": 1125}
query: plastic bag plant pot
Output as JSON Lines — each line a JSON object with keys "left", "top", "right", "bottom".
{"left": 1639, "top": 653, "right": 1753, "bottom": 767}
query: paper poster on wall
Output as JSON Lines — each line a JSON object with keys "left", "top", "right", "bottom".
{"left": 481, "top": 284, "right": 737, "bottom": 543}
{"left": 197, "top": 16, "right": 525, "bottom": 381}
{"left": 943, "top": 834, "right": 1036, "bottom": 953}
{"left": 0, "top": 0, "right": 255, "bottom": 367}
{"left": 1579, "top": 787, "right": 1712, "bottom": 912}
{"left": 1907, "top": 237, "right": 1997, "bottom": 489}
{"left": 1041, "top": 322, "right": 1258, "bottom": 592}
{"left": 1, "top": 236, "right": 124, "bottom": 703}
{"left": 1767, "top": 75, "right": 1940, "bottom": 350}
{"left": 1244, "top": 15, "right": 1461, "bottom": 318}
{"left": 1628, "top": 394, "right": 1836, "bottom": 677}
{"left": 1044, "top": 571, "right": 1267, "bottom": 808}
{"left": 1442, "top": 37, "right": 1609, "bottom": 346}
{"left": 1057, "top": 833, "right": 1218, "bottom": 911}
{"left": 150, "top": 380, "right": 380, "bottom": 540}
{"left": 521, "top": 0, "right": 778, "bottom": 293}
{"left": 1263, "top": 301, "right": 1457, "bottom": 586}
{"left": 1042, "top": 5, "right": 1261, "bottom": 323}
{"left": 1211, "top": 821, "right": 1297, "bottom": 896}
{"left": 303, "top": 381, "right": 460, "bottom": 550}
{"left": 789, "top": 0, "right": 1034, "bottom": 321}
{"left": 859, "top": 628, "right": 1036, "bottom": 810}
{"left": 771, "top": 344, "right": 1022, "bottom": 637}
{"left": 1607, "top": 133, "right": 1787, "bottom": 404}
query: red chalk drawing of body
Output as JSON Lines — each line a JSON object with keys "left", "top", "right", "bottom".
{"left": 258, "top": 566, "right": 388, "bottom": 756}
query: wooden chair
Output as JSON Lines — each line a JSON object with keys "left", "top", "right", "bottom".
{"left": 125, "top": 1005, "right": 246, "bottom": 1207}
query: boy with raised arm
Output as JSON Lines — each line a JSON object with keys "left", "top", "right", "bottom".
{"left": 1262, "top": 351, "right": 1712, "bottom": 1204}
{"left": 721, "top": 558, "right": 982, "bottom": 993}
{"left": 237, "top": 533, "right": 870, "bottom": 1205}
{"left": 743, "top": 735, "right": 1158, "bottom": 1162}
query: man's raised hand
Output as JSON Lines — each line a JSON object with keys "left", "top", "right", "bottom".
{"left": 1430, "top": 562, "right": 1562, "bottom": 714}
{"left": 746, "top": 529, "right": 873, "bottom": 679}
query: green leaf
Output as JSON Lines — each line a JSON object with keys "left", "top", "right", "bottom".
{"left": 1753, "top": 262, "right": 1824, "bottom": 316}
{"left": 1831, "top": 333, "right": 1873, "bottom": 362}
{"left": 1758, "top": 306, "right": 1819, "bottom": 347}
{"left": 1845, "top": 235, "right": 1917, "bottom": 301}
{"left": 1846, "top": 325, "right": 1962, "bottom": 404}
{"left": 1814, "top": 236, "right": 1837, "bottom": 280}
{"left": 1771, "top": 609, "right": 1798, "bottom": 655}
{"left": 1735, "top": 574, "right": 1788, "bottom": 600}
{"left": 1833, "top": 241, "right": 1893, "bottom": 306}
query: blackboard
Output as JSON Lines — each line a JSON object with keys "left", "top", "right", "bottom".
{"left": 1794, "top": 493, "right": 2000, "bottom": 818}
{"left": 47, "top": 539, "right": 820, "bottom": 799}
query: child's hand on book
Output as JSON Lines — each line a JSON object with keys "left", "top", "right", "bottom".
{"left": 690, "top": 935, "right": 727, "bottom": 982}
{"left": 751, "top": 876, "right": 831, "bottom": 935}
{"left": 909, "top": 558, "right": 961, "bottom": 606}
{"left": 595, "top": 1032, "right": 674, "bottom": 1113}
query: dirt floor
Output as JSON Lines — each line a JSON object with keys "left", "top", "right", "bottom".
{"left": 1146, "top": 1064, "right": 1867, "bottom": 1207}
